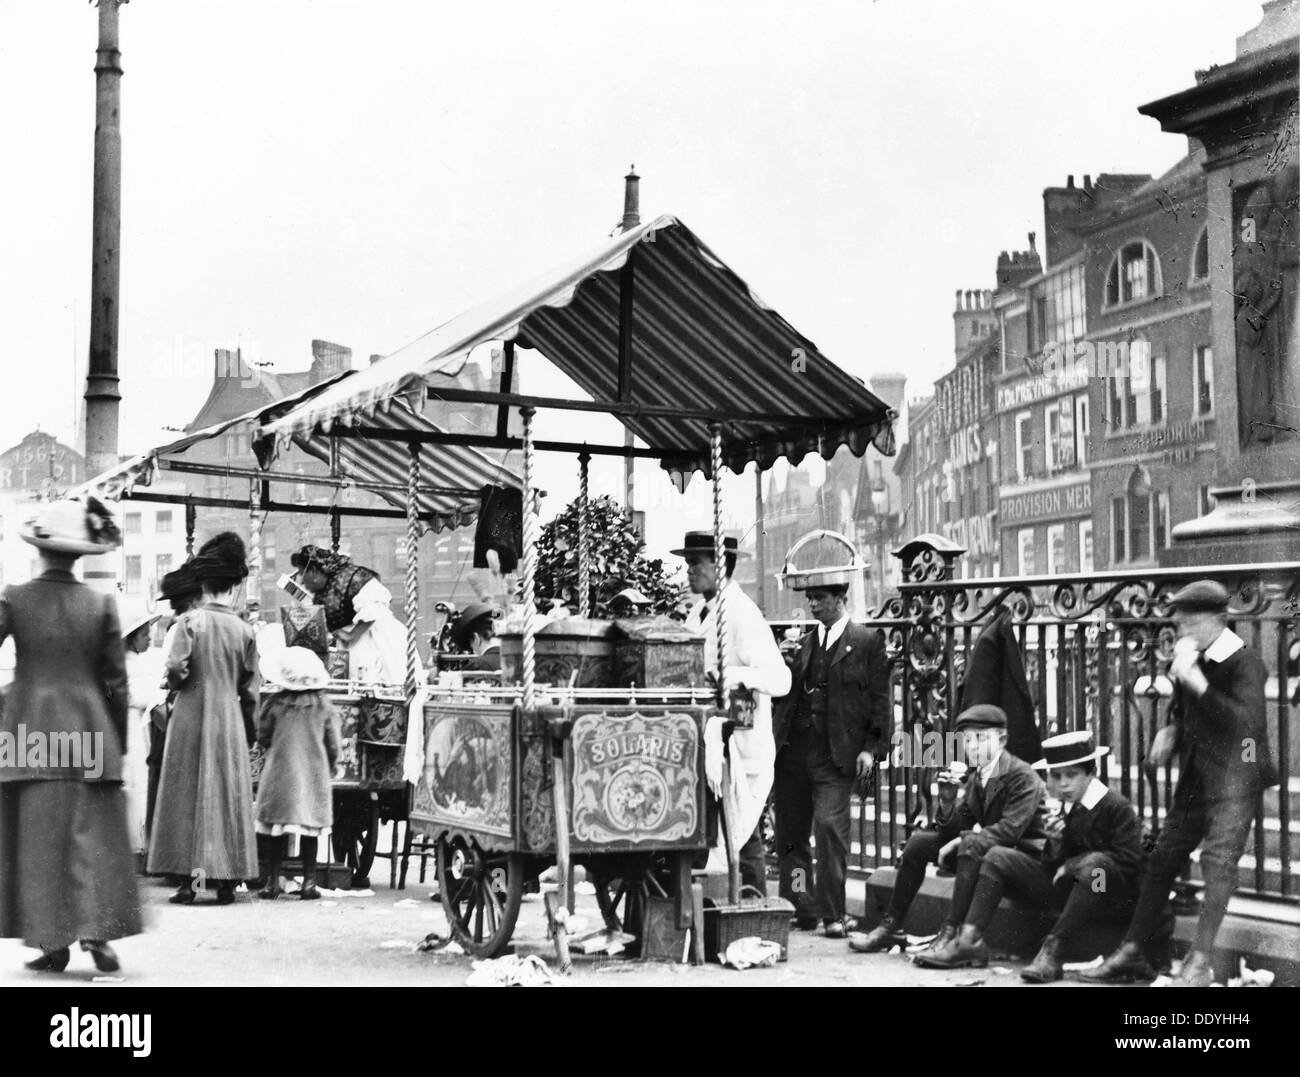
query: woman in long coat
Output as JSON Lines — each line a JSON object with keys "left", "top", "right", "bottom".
{"left": 147, "top": 532, "right": 260, "bottom": 904}
{"left": 0, "top": 496, "right": 142, "bottom": 973}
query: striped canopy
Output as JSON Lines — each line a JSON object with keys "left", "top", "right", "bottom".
{"left": 77, "top": 371, "right": 521, "bottom": 533}
{"left": 255, "top": 216, "right": 896, "bottom": 487}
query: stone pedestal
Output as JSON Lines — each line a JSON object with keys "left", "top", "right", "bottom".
{"left": 1162, "top": 480, "right": 1300, "bottom": 567}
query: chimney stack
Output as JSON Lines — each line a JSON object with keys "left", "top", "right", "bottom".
{"left": 1028, "top": 232, "right": 1037, "bottom": 254}
{"left": 1067, "top": 174, "right": 1075, "bottom": 188}
{"left": 621, "top": 166, "right": 641, "bottom": 231}
{"left": 1083, "top": 174, "right": 1092, "bottom": 191}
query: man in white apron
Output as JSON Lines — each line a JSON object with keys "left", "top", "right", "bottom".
{"left": 677, "top": 530, "right": 791, "bottom": 894}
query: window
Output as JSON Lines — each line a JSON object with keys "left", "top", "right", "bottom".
{"left": 1047, "top": 524, "right": 1066, "bottom": 575}
{"left": 1018, "top": 529, "right": 1036, "bottom": 576}
{"left": 1126, "top": 468, "right": 1152, "bottom": 562}
{"left": 1194, "top": 345, "right": 1214, "bottom": 416}
{"left": 1155, "top": 490, "right": 1171, "bottom": 551}
{"left": 124, "top": 555, "right": 142, "bottom": 595}
{"left": 155, "top": 553, "right": 173, "bottom": 585}
{"left": 1198, "top": 485, "right": 1217, "bottom": 517}
{"left": 1047, "top": 396, "right": 1080, "bottom": 473}
{"left": 1030, "top": 263, "right": 1087, "bottom": 353}
{"left": 155, "top": 510, "right": 173, "bottom": 533}
{"left": 1046, "top": 408, "right": 1060, "bottom": 473}
{"left": 1078, "top": 520, "right": 1094, "bottom": 574}
{"left": 1104, "top": 241, "right": 1162, "bottom": 307}
{"left": 1106, "top": 339, "right": 1165, "bottom": 429}
{"left": 1111, "top": 498, "right": 1127, "bottom": 563}
{"left": 1074, "top": 392, "right": 1090, "bottom": 466}
{"left": 263, "top": 537, "right": 277, "bottom": 573}
{"left": 124, "top": 512, "right": 141, "bottom": 535}
{"left": 1190, "top": 227, "right": 1209, "bottom": 286}
{"left": 1015, "top": 411, "right": 1033, "bottom": 481}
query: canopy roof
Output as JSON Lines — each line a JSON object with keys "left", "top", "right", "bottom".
{"left": 255, "top": 216, "right": 896, "bottom": 486}
{"left": 78, "top": 370, "right": 521, "bottom": 533}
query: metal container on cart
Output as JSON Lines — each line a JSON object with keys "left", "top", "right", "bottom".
{"left": 611, "top": 619, "right": 706, "bottom": 689}
{"left": 498, "top": 619, "right": 615, "bottom": 688}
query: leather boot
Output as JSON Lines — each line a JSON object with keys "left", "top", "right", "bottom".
{"left": 1020, "top": 935, "right": 1064, "bottom": 983}
{"left": 914, "top": 923, "right": 988, "bottom": 969}
{"left": 259, "top": 835, "right": 284, "bottom": 899}
{"left": 848, "top": 914, "right": 907, "bottom": 953}
{"left": 1079, "top": 940, "right": 1157, "bottom": 983}
{"left": 1169, "top": 950, "right": 1215, "bottom": 987}
{"left": 920, "top": 922, "right": 956, "bottom": 954}
{"left": 25, "top": 946, "right": 70, "bottom": 973}
{"left": 299, "top": 836, "right": 320, "bottom": 901}
{"left": 80, "top": 940, "right": 120, "bottom": 973}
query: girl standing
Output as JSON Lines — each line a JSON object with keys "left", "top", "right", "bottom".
{"left": 148, "top": 532, "right": 260, "bottom": 905}
{"left": 254, "top": 647, "right": 339, "bottom": 900}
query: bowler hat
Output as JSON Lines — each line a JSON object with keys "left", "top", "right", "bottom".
{"left": 954, "top": 704, "right": 1008, "bottom": 731}
{"left": 1168, "top": 580, "right": 1231, "bottom": 613}
{"left": 452, "top": 602, "right": 498, "bottom": 650}
{"left": 669, "top": 530, "right": 750, "bottom": 558}
{"left": 1032, "top": 730, "right": 1109, "bottom": 770}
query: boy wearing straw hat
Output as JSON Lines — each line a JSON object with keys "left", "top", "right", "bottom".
{"left": 917, "top": 730, "right": 1144, "bottom": 980}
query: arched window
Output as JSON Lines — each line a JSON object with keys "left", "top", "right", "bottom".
{"left": 1104, "top": 241, "right": 1162, "bottom": 307}
{"left": 1190, "top": 226, "right": 1209, "bottom": 286}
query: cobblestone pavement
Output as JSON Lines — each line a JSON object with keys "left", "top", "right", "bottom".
{"left": 0, "top": 872, "right": 1093, "bottom": 988}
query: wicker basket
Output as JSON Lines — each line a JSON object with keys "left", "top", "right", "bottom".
{"left": 702, "top": 886, "right": 795, "bottom": 963}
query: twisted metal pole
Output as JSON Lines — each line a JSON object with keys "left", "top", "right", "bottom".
{"left": 405, "top": 442, "right": 420, "bottom": 696}
{"left": 710, "top": 422, "right": 726, "bottom": 706}
{"left": 247, "top": 479, "right": 263, "bottom": 622}
{"left": 577, "top": 451, "right": 591, "bottom": 618}
{"left": 521, "top": 407, "right": 538, "bottom": 711}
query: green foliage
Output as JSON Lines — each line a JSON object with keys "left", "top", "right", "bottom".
{"left": 534, "top": 494, "right": 685, "bottom": 617}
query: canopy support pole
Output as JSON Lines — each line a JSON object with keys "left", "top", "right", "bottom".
{"left": 710, "top": 422, "right": 727, "bottom": 707}
{"left": 754, "top": 463, "right": 767, "bottom": 615}
{"left": 247, "top": 479, "right": 263, "bottom": 623}
{"left": 405, "top": 442, "right": 420, "bottom": 698}
{"left": 495, "top": 340, "right": 515, "bottom": 439}
{"left": 330, "top": 508, "right": 341, "bottom": 554}
{"left": 184, "top": 501, "right": 196, "bottom": 558}
{"left": 577, "top": 451, "right": 591, "bottom": 618}
{"left": 521, "top": 407, "right": 538, "bottom": 711}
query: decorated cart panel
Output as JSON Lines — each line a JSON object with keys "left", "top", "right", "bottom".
{"left": 411, "top": 699, "right": 709, "bottom": 856}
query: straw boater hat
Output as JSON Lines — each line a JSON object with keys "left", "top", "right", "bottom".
{"left": 259, "top": 646, "right": 331, "bottom": 691}
{"left": 669, "top": 531, "right": 750, "bottom": 558}
{"left": 20, "top": 495, "right": 122, "bottom": 556}
{"left": 1032, "top": 730, "right": 1109, "bottom": 771}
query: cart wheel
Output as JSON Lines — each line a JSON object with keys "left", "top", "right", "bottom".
{"left": 333, "top": 799, "right": 381, "bottom": 889}
{"left": 436, "top": 836, "right": 523, "bottom": 958}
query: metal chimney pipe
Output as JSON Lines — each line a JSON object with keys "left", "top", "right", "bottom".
{"left": 621, "top": 166, "right": 641, "bottom": 231}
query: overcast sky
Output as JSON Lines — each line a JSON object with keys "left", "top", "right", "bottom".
{"left": 0, "top": 0, "right": 1265, "bottom": 556}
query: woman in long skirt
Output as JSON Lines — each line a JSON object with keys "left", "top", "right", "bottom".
{"left": 0, "top": 496, "right": 142, "bottom": 973}
{"left": 147, "top": 532, "right": 260, "bottom": 904}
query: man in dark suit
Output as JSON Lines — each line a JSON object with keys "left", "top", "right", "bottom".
{"left": 1085, "top": 580, "right": 1279, "bottom": 986}
{"left": 850, "top": 704, "right": 1047, "bottom": 962}
{"left": 773, "top": 574, "right": 890, "bottom": 937}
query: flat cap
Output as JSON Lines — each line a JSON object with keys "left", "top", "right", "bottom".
{"left": 1169, "top": 580, "right": 1230, "bottom": 613}
{"left": 954, "top": 703, "right": 1007, "bottom": 731}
